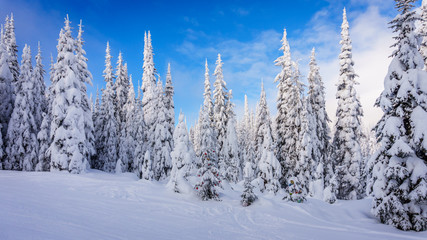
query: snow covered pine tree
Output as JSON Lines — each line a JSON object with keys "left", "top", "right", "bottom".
{"left": 75, "top": 20, "right": 95, "bottom": 168}
{"left": 370, "top": 0, "right": 427, "bottom": 231}
{"left": 195, "top": 64, "right": 221, "bottom": 200}
{"left": 213, "top": 54, "right": 229, "bottom": 180}
{"left": 117, "top": 75, "right": 137, "bottom": 173}
{"left": 49, "top": 16, "right": 92, "bottom": 173}
{"left": 167, "top": 112, "right": 198, "bottom": 193}
{"left": 3, "top": 14, "right": 19, "bottom": 96}
{"left": 223, "top": 90, "right": 241, "bottom": 183}
{"left": 5, "top": 45, "right": 38, "bottom": 171}
{"left": 307, "top": 48, "right": 332, "bottom": 200}
{"left": 194, "top": 147, "right": 222, "bottom": 201}
{"left": 255, "top": 82, "right": 282, "bottom": 194}
{"left": 0, "top": 28, "right": 13, "bottom": 167}
{"left": 96, "top": 42, "right": 119, "bottom": 172}
{"left": 36, "top": 54, "right": 55, "bottom": 172}
{"left": 241, "top": 161, "right": 257, "bottom": 207}
{"left": 331, "top": 8, "right": 364, "bottom": 200}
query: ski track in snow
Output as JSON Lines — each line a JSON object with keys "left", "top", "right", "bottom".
{"left": 0, "top": 170, "right": 426, "bottom": 240}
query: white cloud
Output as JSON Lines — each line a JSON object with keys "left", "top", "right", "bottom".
{"left": 178, "top": 4, "right": 395, "bottom": 130}
{"left": 175, "top": 29, "right": 282, "bottom": 123}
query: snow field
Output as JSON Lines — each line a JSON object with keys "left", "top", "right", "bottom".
{"left": 0, "top": 171, "right": 425, "bottom": 240}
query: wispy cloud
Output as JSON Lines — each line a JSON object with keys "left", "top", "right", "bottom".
{"left": 2, "top": 0, "right": 397, "bottom": 129}
{"left": 175, "top": 28, "right": 282, "bottom": 121}
{"left": 176, "top": 2, "right": 395, "bottom": 128}
{"left": 233, "top": 8, "right": 250, "bottom": 16}
{"left": 183, "top": 16, "right": 199, "bottom": 27}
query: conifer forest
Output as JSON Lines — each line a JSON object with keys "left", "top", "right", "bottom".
{"left": 0, "top": 0, "right": 426, "bottom": 239}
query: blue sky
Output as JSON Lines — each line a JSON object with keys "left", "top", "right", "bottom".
{"left": 0, "top": 0, "right": 410, "bottom": 128}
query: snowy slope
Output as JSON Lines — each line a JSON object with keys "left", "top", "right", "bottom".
{"left": 0, "top": 171, "right": 425, "bottom": 240}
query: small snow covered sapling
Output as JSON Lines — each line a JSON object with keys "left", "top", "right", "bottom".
{"left": 283, "top": 177, "right": 306, "bottom": 203}
{"left": 323, "top": 175, "right": 337, "bottom": 204}
{"left": 241, "top": 162, "right": 257, "bottom": 207}
{"left": 167, "top": 112, "right": 197, "bottom": 193}
{"left": 141, "top": 151, "right": 153, "bottom": 180}
{"left": 194, "top": 149, "right": 221, "bottom": 201}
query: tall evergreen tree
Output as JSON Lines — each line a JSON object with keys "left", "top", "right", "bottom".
{"left": 33, "top": 42, "right": 47, "bottom": 131}
{"left": 282, "top": 60, "right": 305, "bottom": 189}
{"left": 194, "top": 60, "right": 214, "bottom": 158}
{"left": 92, "top": 87, "right": 101, "bottom": 167}
{"left": 307, "top": 48, "right": 331, "bottom": 199}
{"left": 5, "top": 45, "right": 38, "bottom": 171}
{"left": 151, "top": 79, "right": 172, "bottom": 180}
{"left": 195, "top": 62, "right": 221, "bottom": 200}
{"left": 133, "top": 78, "right": 148, "bottom": 177}
{"left": 223, "top": 90, "right": 241, "bottom": 183}
{"left": 0, "top": 33, "right": 13, "bottom": 147}
{"left": 237, "top": 96, "right": 247, "bottom": 166}
{"left": 117, "top": 76, "right": 137, "bottom": 173}
{"left": 203, "top": 59, "right": 214, "bottom": 124}
{"left": 255, "top": 82, "right": 282, "bottom": 193}
{"left": 32, "top": 43, "right": 47, "bottom": 171}
{"left": 3, "top": 14, "right": 19, "bottom": 93}
{"left": 49, "top": 16, "right": 91, "bottom": 173}
{"left": 115, "top": 52, "right": 129, "bottom": 125}
{"left": 141, "top": 31, "right": 158, "bottom": 179}
{"left": 213, "top": 54, "right": 229, "bottom": 178}
{"left": 197, "top": 59, "right": 216, "bottom": 158}
{"left": 0, "top": 31, "right": 6, "bottom": 164}
{"left": 331, "top": 8, "right": 364, "bottom": 200}
{"left": 164, "top": 63, "right": 175, "bottom": 149}
{"left": 114, "top": 52, "right": 130, "bottom": 172}
{"left": 141, "top": 31, "right": 157, "bottom": 131}
{"left": 75, "top": 20, "right": 95, "bottom": 166}
{"left": 369, "top": 0, "right": 427, "bottom": 231}
{"left": 96, "top": 42, "right": 119, "bottom": 172}
{"left": 36, "top": 55, "right": 55, "bottom": 171}
{"left": 254, "top": 83, "right": 269, "bottom": 169}
{"left": 274, "top": 28, "right": 295, "bottom": 186}
{"left": 239, "top": 95, "right": 256, "bottom": 174}
{"left": 297, "top": 97, "right": 313, "bottom": 199}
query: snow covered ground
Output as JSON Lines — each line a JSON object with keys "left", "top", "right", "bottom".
{"left": 0, "top": 171, "right": 425, "bottom": 240}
